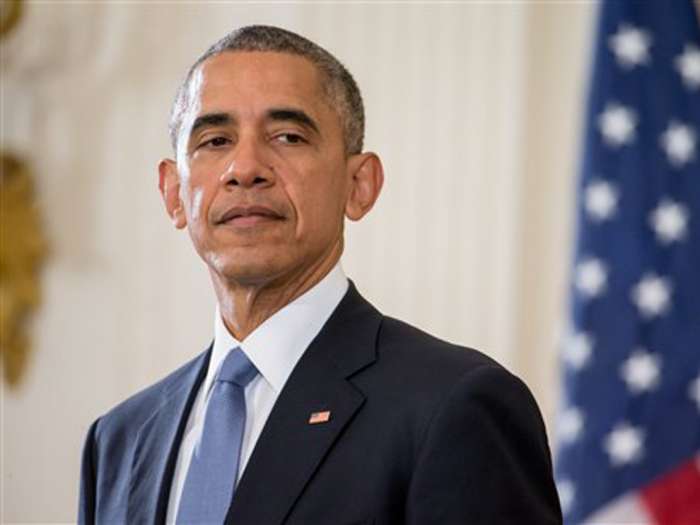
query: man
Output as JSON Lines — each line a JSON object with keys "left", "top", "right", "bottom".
{"left": 79, "top": 25, "right": 562, "bottom": 524}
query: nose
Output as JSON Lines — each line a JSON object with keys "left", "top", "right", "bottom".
{"left": 219, "top": 136, "right": 274, "bottom": 189}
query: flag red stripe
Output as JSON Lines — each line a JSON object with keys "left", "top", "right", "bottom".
{"left": 640, "top": 458, "right": 700, "bottom": 525}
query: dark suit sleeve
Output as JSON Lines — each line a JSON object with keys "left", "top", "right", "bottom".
{"left": 78, "top": 418, "right": 99, "bottom": 525}
{"left": 406, "top": 365, "right": 562, "bottom": 524}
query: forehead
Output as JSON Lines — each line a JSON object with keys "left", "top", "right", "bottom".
{"left": 193, "top": 51, "right": 329, "bottom": 117}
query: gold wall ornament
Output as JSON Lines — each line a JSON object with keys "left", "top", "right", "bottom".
{"left": 0, "top": 154, "right": 48, "bottom": 386}
{"left": 0, "top": 0, "right": 23, "bottom": 38}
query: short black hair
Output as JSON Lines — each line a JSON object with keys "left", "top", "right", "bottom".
{"left": 168, "top": 25, "right": 365, "bottom": 155}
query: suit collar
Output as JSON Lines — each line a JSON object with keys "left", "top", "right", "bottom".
{"left": 226, "top": 281, "right": 382, "bottom": 524}
{"left": 127, "top": 346, "right": 212, "bottom": 524}
{"left": 319, "top": 280, "right": 382, "bottom": 378}
{"left": 243, "top": 263, "right": 349, "bottom": 394}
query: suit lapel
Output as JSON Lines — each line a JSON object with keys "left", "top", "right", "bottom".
{"left": 226, "top": 283, "right": 382, "bottom": 524}
{"left": 127, "top": 347, "right": 211, "bottom": 524}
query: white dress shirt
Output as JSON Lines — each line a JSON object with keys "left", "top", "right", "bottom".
{"left": 166, "top": 264, "right": 349, "bottom": 523}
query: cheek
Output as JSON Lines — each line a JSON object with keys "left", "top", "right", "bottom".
{"left": 190, "top": 148, "right": 233, "bottom": 181}
{"left": 293, "top": 179, "right": 347, "bottom": 237}
{"left": 180, "top": 180, "right": 209, "bottom": 226}
{"left": 190, "top": 187, "right": 205, "bottom": 222}
{"left": 181, "top": 154, "right": 229, "bottom": 226}
{"left": 274, "top": 154, "right": 349, "bottom": 237}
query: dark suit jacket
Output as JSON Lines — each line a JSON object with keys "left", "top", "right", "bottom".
{"left": 79, "top": 283, "right": 562, "bottom": 524}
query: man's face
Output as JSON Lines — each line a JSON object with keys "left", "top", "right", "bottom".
{"left": 161, "top": 51, "right": 356, "bottom": 287}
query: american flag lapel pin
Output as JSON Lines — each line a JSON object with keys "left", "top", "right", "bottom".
{"left": 308, "top": 410, "right": 331, "bottom": 424}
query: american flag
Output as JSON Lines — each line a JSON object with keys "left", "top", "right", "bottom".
{"left": 555, "top": 1, "right": 700, "bottom": 523}
{"left": 308, "top": 410, "right": 331, "bottom": 424}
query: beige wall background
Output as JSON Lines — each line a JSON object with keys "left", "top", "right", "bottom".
{"left": 1, "top": 1, "right": 595, "bottom": 521}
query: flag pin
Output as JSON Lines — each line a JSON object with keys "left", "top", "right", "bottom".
{"left": 308, "top": 410, "right": 331, "bottom": 424}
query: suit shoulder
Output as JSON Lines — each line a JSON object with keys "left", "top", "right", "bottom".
{"left": 377, "top": 315, "right": 502, "bottom": 377}
{"left": 369, "top": 315, "right": 539, "bottom": 414}
{"left": 93, "top": 349, "right": 208, "bottom": 439}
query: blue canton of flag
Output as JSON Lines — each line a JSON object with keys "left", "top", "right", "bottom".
{"left": 556, "top": 1, "right": 700, "bottom": 523}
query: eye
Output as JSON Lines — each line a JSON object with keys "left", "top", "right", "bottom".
{"left": 201, "top": 136, "right": 230, "bottom": 148}
{"left": 274, "top": 133, "right": 307, "bottom": 145}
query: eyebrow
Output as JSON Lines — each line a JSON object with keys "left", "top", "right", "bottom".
{"left": 190, "top": 112, "right": 232, "bottom": 136}
{"left": 267, "top": 108, "right": 320, "bottom": 135}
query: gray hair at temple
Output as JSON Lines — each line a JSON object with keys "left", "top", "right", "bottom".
{"left": 168, "top": 25, "right": 365, "bottom": 156}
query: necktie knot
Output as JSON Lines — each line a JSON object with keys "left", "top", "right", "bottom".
{"left": 217, "top": 347, "right": 258, "bottom": 387}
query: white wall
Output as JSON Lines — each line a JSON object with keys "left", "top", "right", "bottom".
{"left": 1, "top": 2, "right": 594, "bottom": 521}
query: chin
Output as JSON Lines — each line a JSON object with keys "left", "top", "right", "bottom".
{"left": 207, "top": 251, "right": 289, "bottom": 286}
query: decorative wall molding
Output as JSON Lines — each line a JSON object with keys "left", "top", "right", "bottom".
{"left": 0, "top": 153, "right": 48, "bottom": 386}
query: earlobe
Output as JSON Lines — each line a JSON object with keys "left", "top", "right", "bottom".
{"left": 158, "top": 159, "right": 187, "bottom": 229}
{"left": 345, "top": 153, "right": 384, "bottom": 221}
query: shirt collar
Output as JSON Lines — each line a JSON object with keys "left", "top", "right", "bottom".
{"left": 206, "top": 262, "right": 349, "bottom": 396}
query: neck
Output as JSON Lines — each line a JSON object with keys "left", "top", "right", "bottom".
{"left": 211, "top": 242, "right": 343, "bottom": 341}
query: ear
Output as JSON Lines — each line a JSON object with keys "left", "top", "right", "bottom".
{"left": 344, "top": 152, "right": 384, "bottom": 221}
{"left": 158, "top": 158, "right": 187, "bottom": 229}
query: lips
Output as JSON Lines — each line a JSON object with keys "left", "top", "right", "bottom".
{"left": 216, "top": 205, "right": 284, "bottom": 225}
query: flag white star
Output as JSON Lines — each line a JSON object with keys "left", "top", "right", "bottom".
{"left": 603, "top": 422, "right": 645, "bottom": 466}
{"left": 598, "top": 103, "right": 638, "bottom": 147}
{"left": 620, "top": 349, "right": 662, "bottom": 394}
{"left": 650, "top": 199, "right": 688, "bottom": 244}
{"left": 608, "top": 24, "right": 652, "bottom": 69}
{"left": 676, "top": 44, "right": 700, "bottom": 90}
{"left": 575, "top": 258, "right": 608, "bottom": 298}
{"left": 585, "top": 180, "right": 619, "bottom": 222}
{"left": 563, "top": 331, "right": 594, "bottom": 370}
{"left": 660, "top": 121, "right": 697, "bottom": 167}
{"left": 559, "top": 407, "right": 584, "bottom": 444}
{"left": 631, "top": 273, "right": 672, "bottom": 318}
{"left": 689, "top": 374, "right": 700, "bottom": 411}
{"left": 556, "top": 479, "right": 575, "bottom": 515}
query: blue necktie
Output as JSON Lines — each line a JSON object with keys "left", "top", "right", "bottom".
{"left": 177, "top": 348, "right": 258, "bottom": 524}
